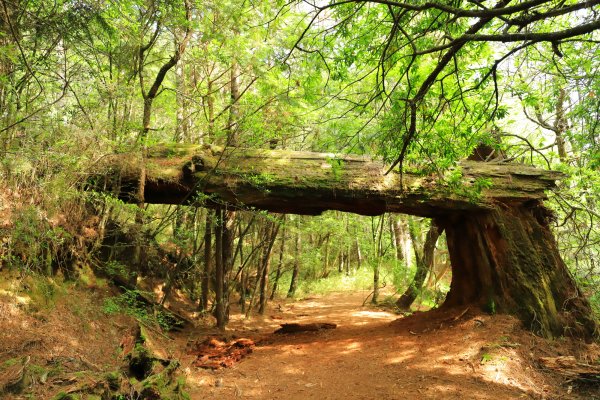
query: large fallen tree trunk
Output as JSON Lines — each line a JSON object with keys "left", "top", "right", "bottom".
{"left": 93, "top": 144, "right": 597, "bottom": 339}
{"left": 97, "top": 144, "right": 563, "bottom": 217}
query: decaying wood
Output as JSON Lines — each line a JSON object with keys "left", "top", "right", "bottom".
{"left": 189, "top": 337, "right": 255, "bottom": 369}
{"left": 539, "top": 356, "right": 600, "bottom": 383}
{"left": 96, "top": 144, "right": 563, "bottom": 217}
{"left": 93, "top": 144, "right": 597, "bottom": 340}
{"left": 274, "top": 322, "right": 337, "bottom": 334}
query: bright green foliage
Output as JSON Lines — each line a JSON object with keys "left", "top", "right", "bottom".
{"left": 0, "top": 0, "right": 599, "bottom": 328}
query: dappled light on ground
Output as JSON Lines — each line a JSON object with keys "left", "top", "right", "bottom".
{"left": 178, "top": 291, "right": 593, "bottom": 399}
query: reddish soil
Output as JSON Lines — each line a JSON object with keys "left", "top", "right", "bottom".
{"left": 1, "top": 278, "right": 599, "bottom": 399}
{"left": 0, "top": 273, "right": 135, "bottom": 399}
{"left": 177, "top": 291, "right": 600, "bottom": 400}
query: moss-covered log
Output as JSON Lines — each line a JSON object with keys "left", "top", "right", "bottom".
{"left": 98, "top": 144, "right": 562, "bottom": 217}
{"left": 94, "top": 144, "right": 597, "bottom": 339}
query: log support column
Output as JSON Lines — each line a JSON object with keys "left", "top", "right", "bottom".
{"left": 441, "top": 200, "right": 596, "bottom": 338}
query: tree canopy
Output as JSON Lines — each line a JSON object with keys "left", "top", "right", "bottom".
{"left": 284, "top": 0, "right": 600, "bottom": 172}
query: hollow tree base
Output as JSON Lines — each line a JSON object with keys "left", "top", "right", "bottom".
{"left": 440, "top": 201, "right": 597, "bottom": 339}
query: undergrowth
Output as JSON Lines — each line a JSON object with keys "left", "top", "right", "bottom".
{"left": 103, "top": 288, "right": 176, "bottom": 331}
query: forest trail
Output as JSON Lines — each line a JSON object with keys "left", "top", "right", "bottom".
{"left": 180, "top": 291, "right": 585, "bottom": 400}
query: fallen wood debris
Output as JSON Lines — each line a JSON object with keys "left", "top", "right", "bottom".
{"left": 539, "top": 356, "right": 600, "bottom": 384}
{"left": 274, "top": 322, "right": 337, "bottom": 334}
{"left": 190, "top": 337, "right": 255, "bottom": 370}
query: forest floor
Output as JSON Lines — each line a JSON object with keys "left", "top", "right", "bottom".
{"left": 1, "top": 277, "right": 599, "bottom": 399}
{"left": 178, "top": 291, "right": 600, "bottom": 400}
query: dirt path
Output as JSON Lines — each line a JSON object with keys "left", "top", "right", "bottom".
{"left": 180, "top": 292, "right": 587, "bottom": 400}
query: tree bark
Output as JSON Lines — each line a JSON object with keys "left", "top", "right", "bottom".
{"left": 205, "top": 78, "right": 215, "bottom": 143}
{"left": 270, "top": 221, "right": 286, "bottom": 300}
{"left": 287, "top": 224, "right": 301, "bottom": 298}
{"left": 392, "top": 216, "right": 409, "bottom": 262}
{"left": 258, "top": 219, "right": 280, "bottom": 314}
{"left": 102, "top": 145, "right": 562, "bottom": 217}
{"left": 174, "top": 62, "right": 190, "bottom": 143}
{"left": 355, "top": 238, "right": 362, "bottom": 269}
{"left": 227, "top": 58, "right": 240, "bottom": 146}
{"left": 200, "top": 210, "right": 213, "bottom": 312}
{"left": 440, "top": 201, "right": 596, "bottom": 338}
{"left": 220, "top": 209, "right": 236, "bottom": 324}
{"left": 396, "top": 220, "right": 443, "bottom": 311}
{"left": 214, "top": 209, "right": 226, "bottom": 329}
{"left": 554, "top": 87, "right": 568, "bottom": 162}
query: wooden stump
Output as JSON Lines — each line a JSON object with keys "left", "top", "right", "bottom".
{"left": 441, "top": 200, "right": 597, "bottom": 339}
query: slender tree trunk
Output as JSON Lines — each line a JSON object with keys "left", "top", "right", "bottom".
{"left": 427, "top": 259, "right": 450, "bottom": 290}
{"left": 392, "top": 217, "right": 404, "bottom": 261}
{"left": 200, "top": 210, "right": 213, "bottom": 312}
{"left": 372, "top": 215, "right": 385, "bottom": 304}
{"left": 212, "top": 53, "right": 241, "bottom": 326}
{"left": 270, "top": 221, "right": 286, "bottom": 300}
{"left": 240, "top": 268, "right": 247, "bottom": 313}
{"left": 323, "top": 235, "right": 330, "bottom": 276}
{"left": 355, "top": 238, "right": 362, "bottom": 269}
{"left": 174, "top": 62, "right": 188, "bottom": 142}
{"left": 372, "top": 262, "right": 380, "bottom": 304}
{"left": 287, "top": 222, "right": 301, "bottom": 298}
{"left": 0, "top": 0, "right": 16, "bottom": 151}
{"left": 258, "top": 219, "right": 280, "bottom": 314}
{"left": 396, "top": 220, "right": 443, "bottom": 310}
{"left": 227, "top": 58, "right": 240, "bottom": 146}
{"left": 205, "top": 78, "right": 215, "bottom": 143}
{"left": 554, "top": 87, "right": 568, "bottom": 162}
{"left": 132, "top": 142, "right": 147, "bottom": 275}
{"left": 214, "top": 209, "right": 226, "bottom": 329}
{"left": 221, "top": 210, "right": 236, "bottom": 323}
{"left": 344, "top": 248, "right": 350, "bottom": 276}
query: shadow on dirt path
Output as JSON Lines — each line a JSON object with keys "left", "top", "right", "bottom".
{"left": 179, "top": 292, "right": 597, "bottom": 400}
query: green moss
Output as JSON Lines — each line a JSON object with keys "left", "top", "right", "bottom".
{"left": 242, "top": 172, "right": 276, "bottom": 189}
{"left": 326, "top": 157, "right": 345, "bottom": 181}
{"left": 484, "top": 297, "right": 496, "bottom": 314}
{"left": 51, "top": 393, "right": 77, "bottom": 400}
{"left": 104, "top": 371, "right": 121, "bottom": 391}
{"left": 3, "top": 357, "right": 20, "bottom": 367}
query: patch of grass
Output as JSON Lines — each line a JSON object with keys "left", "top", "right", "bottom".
{"left": 20, "top": 275, "right": 67, "bottom": 311}
{"left": 3, "top": 357, "right": 20, "bottom": 367}
{"left": 480, "top": 353, "right": 493, "bottom": 364}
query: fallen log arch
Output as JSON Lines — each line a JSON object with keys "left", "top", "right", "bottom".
{"left": 93, "top": 144, "right": 598, "bottom": 339}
